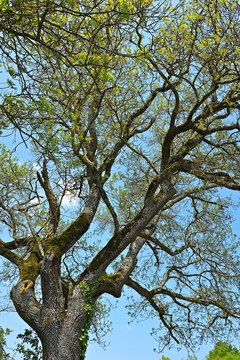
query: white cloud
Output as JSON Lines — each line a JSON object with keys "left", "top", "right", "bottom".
{"left": 61, "top": 191, "right": 79, "bottom": 207}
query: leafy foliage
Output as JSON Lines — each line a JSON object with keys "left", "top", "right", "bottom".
{"left": 0, "top": 327, "right": 11, "bottom": 360}
{"left": 206, "top": 342, "right": 240, "bottom": 360}
{"left": 16, "top": 329, "right": 42, "bottom": 360}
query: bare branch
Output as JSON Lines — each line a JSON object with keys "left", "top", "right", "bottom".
{"left": 126, "top": 277, "right": 180, "bottom": 343}
{"left": 157, "top": 288, "right": 240, "bottom": 319}
{"left": 142, "top": 234, "right": 191, "bottom": 256}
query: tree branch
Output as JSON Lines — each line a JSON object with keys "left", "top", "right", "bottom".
{"left": 126, "top": 277, "right": 180, "bottom": 343}
{"left": 181, "top": 160, "right": 240, "bottom": 190}
{"left": 157, "top": 288, "right": 240, "bottom": 319}
{"left": 81, "top": 185, "right": 176, "bottom": 277}
{"left": 10, "top": 281, "right": 41, "bottom": 333}
{"left": 37, "top": 159, "right": 60, "bottom": 234}
{"left": 0, "top": 240, "right": 22, "bottom": 266}
{"left": 49, "top": 187, "right": 100, "bottom": 255}
{"left": 142, "top": 234, "right": 191, "bottom": 256}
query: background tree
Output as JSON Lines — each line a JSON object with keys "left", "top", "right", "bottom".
{"left": 206, "top": 342, "right": 240, "bottom": 360}
{"left": 16, "top": 329, "right": 42, "bottom": 360}
{"left": 0, "top": 327, "right": 41, "bottom": 360}
{"left": 0, "top": 327, "right": 11, "bottom": 360}
{"left": 0, "top": 0, "right": 240, "bottom": 359}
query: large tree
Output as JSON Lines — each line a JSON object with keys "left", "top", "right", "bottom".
{"left": 0, "top": 0, "right": 240, "bottom": 359}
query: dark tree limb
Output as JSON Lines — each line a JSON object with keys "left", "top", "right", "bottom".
{"left": 37, "top": 159, "right": 60, "bottom": 234}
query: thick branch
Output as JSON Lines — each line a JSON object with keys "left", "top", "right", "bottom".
{"left": 49, "top": 187, "right": 100, "bottom": 255}
{"left": 84, "top": 95, "right": 103, "bottom": 161}
{"left": 127, "top": 85, "right": 171, "bottom": 125}
{"left": 144, "top": 162, "right": 179, "bottom": 201}
{"left": 37, "top": 159, "right": 60, "bottom": 234}
{"left": 186, "top": 82, "right": 219, "bottom": 124}
{"left": 10, "top": 281, "right": 41, "bottom": 332}
{"left": 97, "top": 181, "right": 120, "bottom": 233}
{"left": 82, "top": 185, "right": 176, "bottom": 277}
{"left": 94, "top": 227, "right": 157, "bottom": 297}
{"left": 0, "top": 240, "right": 22, "bottom": 265}
{"left": 181, "top": 160, "right": 240, "bottom": 190}
{"left": 0, "top": 237, "right": 31, "bottom": 250}
{"left": 146, "top": 56, "right": 181, "bottom": 128}
{"left": 40, "top": 252, "right": 65, "bottom": 310}
{"left": 92, "top": 237, "right": 146, "bottom": 298}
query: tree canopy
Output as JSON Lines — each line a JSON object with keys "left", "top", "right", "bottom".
{"left": 206, "top": 342, "right": 240, "bottom": 360}
{"left": 161, "top": 341, "right": 240, "bottom": 360}
{"left": 0, "top": 0, "right": 240, "bottom": 359}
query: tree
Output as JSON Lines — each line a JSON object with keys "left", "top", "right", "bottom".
{"left": 0, "top": 327, "right": 12, "bottom": 360}
{"left": 206, "top": 342, "right": 240, "bottom": 360}
{"left": 16, "top": 329, "right": 42, "bottom": 360}
{"left": 0, "top": 0, "right": 240, "bottom": 359}
{"left": 0, "top": 326, "right": 42, "bottom": 360}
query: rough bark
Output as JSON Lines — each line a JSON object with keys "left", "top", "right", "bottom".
{"left": 10, "top": 248, "right": 92, "bottom": 360}
{"left": 11, "top": 279, "right": 89, "bottom": 360}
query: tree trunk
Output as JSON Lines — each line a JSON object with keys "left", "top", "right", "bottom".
{"left": 11, "top": 280, "right": 89, "bottom": 360}
{"left": 41, "top": 323, "right": 85, "bottom": 360}
{"left": 10, "top": 250, "right": 92, "bottom": 360}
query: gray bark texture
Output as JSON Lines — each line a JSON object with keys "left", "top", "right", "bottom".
{"left": 10, "top": 252, "right": 89, "bottom": 360}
